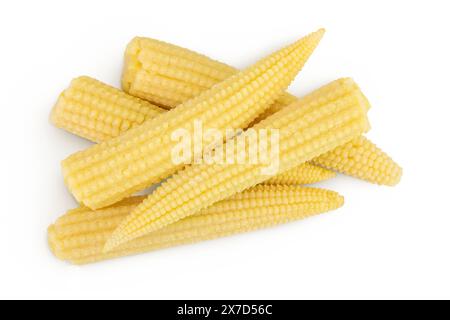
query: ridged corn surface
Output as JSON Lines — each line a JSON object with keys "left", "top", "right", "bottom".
{"left": 52, "top": 79, "right": 335, "bottom": 188}
{"left": 104, "top": 78, "right": 371, "bottom": 251}
{"left": 52, "top": 79, "right": 334, "bottom": 186}
{"left": 312, "top": 136, "right": 402, "bottom": 185}
{"left": 123, "top": 36, "right": 299, "bottom": 114}
{"left": 51, "top": 77, "right": 164, "bottom": 142}
{"left": 122, "top": 36, "right": 401, "bottom": 186}
{"left": 62, "top": 30, "right": 325, "bottom": 209}
{"left": 263, "top": 163, "right": 336, "bottom": 185}
{"left": 49, "top": 186, "right": 344, "bottom": 264}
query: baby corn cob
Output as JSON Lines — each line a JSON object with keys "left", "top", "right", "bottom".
{"left": 122, "top": 36, "right": 402, "bottom": 186}
{"left": 50, "top": 75, "right": 399, "bottom": 187}
{"left": 263, "top": 163, "right": 336, "bottom": 185}
{"left": 53, "top": 79, "right": 335, "bottom": 187}
{"left": 51, "top": 77, "right": 164, "bottom": 142}
{"left": 104, "top": 78, "right": 371, "bottom": 251}
{"left": 62, "top": 30, "right": 325, "bottom": 209}
{"left": 49, "top": 186, "right": 344, "bottom": 264}
{"left": 122, "top": 36, "right": 298, "bottom": 112}
{"left": 52, "top": 77, "right": 335, "bottom": 185}
{"left": 312, "top": 136, "right": 402, "bottom": 186}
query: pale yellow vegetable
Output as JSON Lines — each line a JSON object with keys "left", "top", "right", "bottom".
{"left": 51, "top": 77, "right": 163, "bottom": 143}
{"left": 263, "top": 163, "right": 336, "bottom": 185}
{"left": 62, "top": 29, "right": 325, "bottom": 209}
{"left": 104, "top": 78, "right": 371, "bottom": 252}
{"left": 312, "top": 136, "right": 402, "bottom": 186}
{"left": 51, "top": 77, "right": 336, "bottom": 186}
{"left": 49, "top": 185, "right": 344, "bottom": 264}
{"left": 122, "top": 36, "right": 402, "bottom": 185}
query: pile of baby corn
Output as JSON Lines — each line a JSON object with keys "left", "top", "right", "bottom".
{"left": 48, "top": 29, "right": 402, "bottom": 264}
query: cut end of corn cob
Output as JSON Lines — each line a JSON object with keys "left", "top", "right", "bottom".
{"left": 49, "top": 186, "right": 343, "bottom": 264}
{"left": 312, "top": 136, "right": 402, "bottom": 186}
{"left": 122, "top": 37, "right": 141, "bottom": 94}
{"left": 103, "top": 78, "right": 370, "bottom": 252}
{"left": 62, "top": 30, "right": 325, "bottom": 210}
{"left": 51, "top": 76, "right": 164, "bottom": 142}
{"left": 122, "top": 29, "right": 325, "bottom": 107}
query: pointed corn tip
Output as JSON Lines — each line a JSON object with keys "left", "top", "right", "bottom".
{"left": 336, "top": 194, "right": 345, "bottom": 208}
{"left": 301, "top": 28, "right": 326, "bottom": 45}
{"left": 387, "top": 166, "right": 403, "bottom": 186}
{"left": 327, "top": 190, "right": 345, "bottom": 209}
{"left": 316, "top": 28, "right": 326, "bottom": 36}
{"left": 310, "top": 28, "right": 326, "bottom": 41}
{"left": 288, "top": 28, "right": 325, "bottom": 53}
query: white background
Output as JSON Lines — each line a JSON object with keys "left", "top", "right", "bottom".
{"left": 1, "top": 0, "right": 449, "bottom": 300}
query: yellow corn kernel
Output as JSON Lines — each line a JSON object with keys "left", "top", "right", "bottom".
{"left": 122, "top": 36, "right": 401, "bottom": 186}
{"left": 104, "top": 78, "right": 370, "bottom": 251}
{"left": 49, "top": 186, "right": 344, "bottom": 264}
{"left": 62, "top": 30, "right": 325, "bottom": 210}
{"left": 51, "top": 77, "right": 164, "bottom": 143}
{"left": 263, "top": 163, "right": 336, "bottom": 185}
{"left": 312, "top": 136, "right": 402, "bottom": 186}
